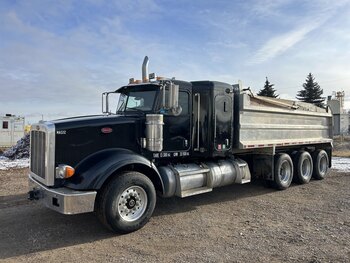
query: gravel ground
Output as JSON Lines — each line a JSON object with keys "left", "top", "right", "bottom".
{"left": 0, "top": 167, "right": 349, "bottom": 263}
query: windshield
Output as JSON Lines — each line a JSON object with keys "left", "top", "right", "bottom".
{"left": 117, "top": 90, "right": 157, "bottom": 112}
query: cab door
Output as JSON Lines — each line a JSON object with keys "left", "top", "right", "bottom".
{"left": 162, "top": 90, "right": 191, "bottom": 152}
{"left": 214, "top": 95, "right": 233, "bottom": 151}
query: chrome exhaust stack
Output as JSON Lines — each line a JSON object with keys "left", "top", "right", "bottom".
{"left": 142, "top": 56, "right": 149, "bottom": 83}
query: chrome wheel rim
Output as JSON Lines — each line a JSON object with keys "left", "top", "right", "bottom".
{"left": 279, "top": 160, "right": 291, "bottom": 183}
{"left": 117, "top": 186, "right": 147, "bottom": 222}
{"left": 301, "top": 158, "right": 312, "bottom": 179}
{"left": 319, "top": 155, "right": 328, "bottom": 175}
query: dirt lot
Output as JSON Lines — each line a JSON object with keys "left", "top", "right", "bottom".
{"left": 0, "top": 167, "right": 349, "bottom": 263}
{"left": 333, "top": 135, "right": 350, "bottom": 157}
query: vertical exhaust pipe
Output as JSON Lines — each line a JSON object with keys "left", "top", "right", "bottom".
{"left": 142, "top": 56, "right": 149, "bottom": 82}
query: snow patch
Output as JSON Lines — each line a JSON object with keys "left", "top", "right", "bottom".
{"left": 332, "top": 157, "right": 350, "bottom": 173}
{"left": 0, "top": 157, "right": 29, "bottom": 170}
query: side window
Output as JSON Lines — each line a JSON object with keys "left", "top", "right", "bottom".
{"left": 2, "top": 121, "right": 8, "bottom": 129}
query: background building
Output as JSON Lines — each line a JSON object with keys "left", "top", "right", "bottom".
{"left": 327, "top": 91, "right": 349, "bottom": 135}
{"left": 0, "top": 114, "right": 25, "bottom": 149}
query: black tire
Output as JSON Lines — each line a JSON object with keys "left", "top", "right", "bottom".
{"left": 312, "top": 149, "right": 329, "bottom": 180}
{"left": 96, "top": 171, "right": 156, "bottom": 233}
{"left": 274, "top": 153, "right": 293, "bottom": 190}
{"left": 265, "top": 180, "right": 275, "bottom": 188}
{"left": 294, "top": 151, "right": 313, "bottom": 184}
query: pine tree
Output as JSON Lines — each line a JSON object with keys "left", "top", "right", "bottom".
{"left": 296, "top": 73, "right": 325, "bottom": 107}
{"left": 257, "top": 77, "right": 278, "bottom": 98}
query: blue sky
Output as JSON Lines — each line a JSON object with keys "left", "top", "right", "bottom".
{"left": 0, "top": 0, "right": 349, "bottom": 123}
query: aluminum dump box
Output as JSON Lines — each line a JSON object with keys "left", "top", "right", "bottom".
{"left": 236, "top": 94, "right": 333, "bottom": 149}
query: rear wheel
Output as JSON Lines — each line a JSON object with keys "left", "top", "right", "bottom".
{"left": 273, "top": 153, "right": 293, "bottom": 190}
{"left": 96, "top": 171, "right": 156, "bottom": 233}
{"left": 312, "top": 150, "right": 329, "bottom": 180}
{"left": 294, "top": 151, "right": 313, "bottom": 184}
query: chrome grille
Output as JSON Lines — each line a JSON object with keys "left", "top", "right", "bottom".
{"left": 30, "top": 130, "right": 46, "bottom": 179}
{"left": 29, "top": 122, "right": 55, "bottom": 186}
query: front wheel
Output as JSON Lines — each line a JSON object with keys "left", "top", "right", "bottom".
{"left": 96, "top": 171, "right": 156, "bottom": 233}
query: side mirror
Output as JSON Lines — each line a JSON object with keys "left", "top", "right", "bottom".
{"left": 102, "top": 92, "right": 109, "bottom": 114}
{"left": 165, "top": 82, "right": 182, "bottom": 116}
{"left": 102, "top": 92, "right": 120, "bottom": 114}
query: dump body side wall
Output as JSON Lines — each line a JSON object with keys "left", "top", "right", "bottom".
{"left": 234, "top": 94, "right": 333, "bottom": 150}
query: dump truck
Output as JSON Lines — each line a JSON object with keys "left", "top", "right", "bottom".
{"left": 28, "top": 57, "right": 333, "bottom": 233}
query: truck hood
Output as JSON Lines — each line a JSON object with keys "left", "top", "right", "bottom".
{"left": 52, "top": 114, "right": 140, "bottom": 130}
{"left": 50, "top": 114, "right": 143, "bottom": 168}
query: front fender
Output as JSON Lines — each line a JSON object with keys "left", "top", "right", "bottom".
{"left": 64, "top": 148, "right": 163, "bottom": 192}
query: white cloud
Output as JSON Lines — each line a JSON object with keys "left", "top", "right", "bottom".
{"left": 249, "top": 0, "right": 289, "bottom": 18}
{"left": 248, "top": 16, "right": 329, "bottom": 65}
{"left": 249, "top": 24, "right": 317, "bottom": 64}
{"left": 247, "top": 1, "right": 349, "bottom": 65}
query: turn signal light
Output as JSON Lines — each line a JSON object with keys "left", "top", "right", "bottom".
{"left": 65, "top": 166, "right": 75, "bottom": 178}
{"left": 56, "top": 165, "right": 75, "bottom": 179}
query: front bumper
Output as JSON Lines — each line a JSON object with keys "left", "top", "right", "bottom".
{"left": 28, "top": 174, "right": 97, "bottom": 215}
